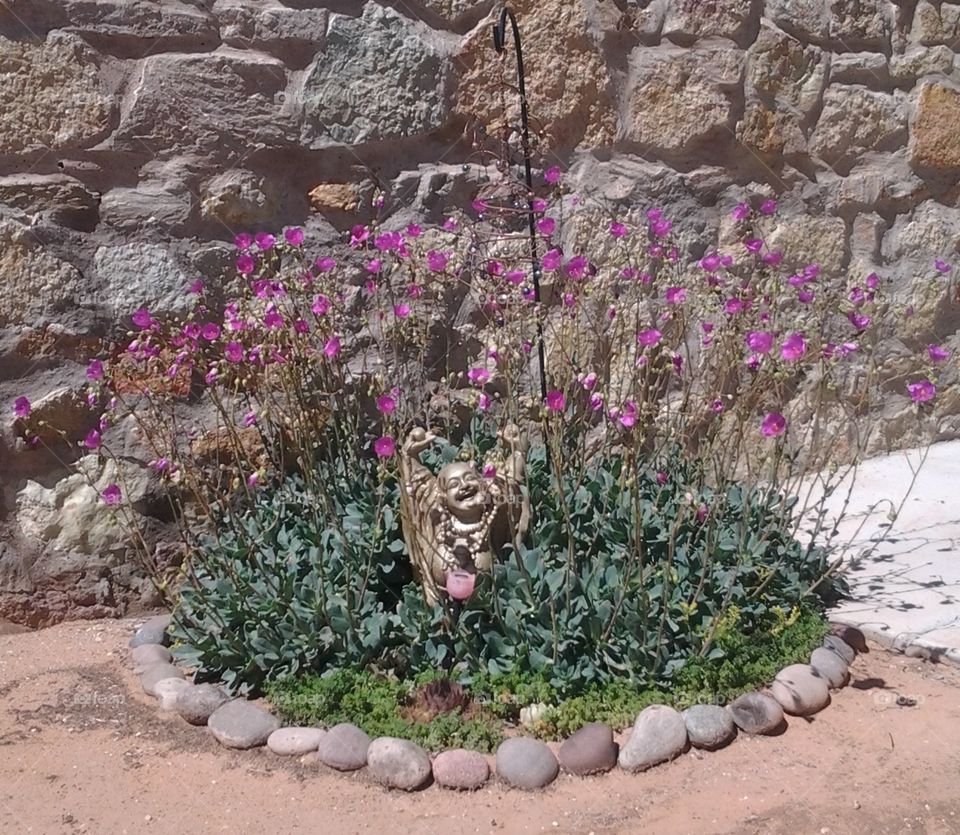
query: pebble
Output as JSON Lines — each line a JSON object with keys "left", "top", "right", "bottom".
{"left": 557, "top": 722, "right": 618, "bottom": 775}
{"left": 174, "top": 683, "right": 229, "bottom": 726}
{"left": 822, "top": 634, "right": 856, "bottom": 664}
{"left": 131, "top": 644, "right": 172, "bottom": 668}
{"left": 432, "top": 749, "right": 490, "bottom": 790}
{"left": 140, "top": 663, "right": 184, "bottom": 697}
{"left": 771, "top": 664, "right": 831, "bottom": 716}
{"left": 810, "top": 646, "right": 850, "bottom": 688}
{"left": 682, "top": 704, "right": 736, "bottom": 750}
{"left": 316, "top": 723, "right": 371, "bottom": 771}
{"left": 829, "top": 622, "right": 868, "bottom": 654}
{"left": 267, "top": 727, "right": 325, "bottom": 756}
{"left": 207, "top": 700, "right": 281, "bottom": 749}
{"left": 154, "top": 678, "right": 192, "bottom": 710}
{"left": 496, "top": 737, "right": 559, "bottom": 789}
{"left": 728, "top": 692, "right": 784, "bottom": 734}
{"left": 129, "top": 615, "right": 172, "bottom": 648}
{"left": 617, "top": 705, "right": 688, "bottom": 772}
{"left": 366, "top": 737, "right": 433, "bottom": 791}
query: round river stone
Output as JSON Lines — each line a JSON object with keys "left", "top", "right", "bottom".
{"left": 129, "top": 615, "right": 171, "bottom": 648}
{"left": 207, "top": 700, "right": 281, "bottom": 749}
{"left": 131, "top": 644, "right": 172, "bottom": 668}
{"left": 367, "top": 737, "right": 433, "bottom": 790}
{"left": 140, "top": 663, "right": 183, "bottom": 697}
{"left": 558, "top": 722, "right": 618, "bottom": 775}
{"left": 683, "top": 704, "right": 736, "bottom": 750}
{"left": 728, "top": 692, "right": 784, "bottom": 734}
{"left": 617, "top": 705, "right": 688, "bottom": 772}
{"left": 174, "top": 683, "right": 229, "bottom": 726}
{"left": 316, "top": 723, "right": 370, "bottom": 771}
{"left": 810, "top": 646, "right": 850, "bottom": 688}
{"left": 432, "top": 749, "right": 489, "bottom": 790}
{"left": 267, "top": 727, "right": 325, "bottom": 756}
{"left": 822, "top": 634, "right": 856, "bottom": 664}
{"left": 496, "top": 737, "right": 559, "bottom": 789}
{"left": 771, "top": 664, "right": 831, "bottom": 716}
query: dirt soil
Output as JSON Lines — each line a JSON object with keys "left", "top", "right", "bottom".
{"left": 1, "top": 619, "right": 959, "bottom": 835}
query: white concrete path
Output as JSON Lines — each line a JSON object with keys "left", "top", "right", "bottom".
{"left": 816, "top": 440, "right": 960, "bottom": 663}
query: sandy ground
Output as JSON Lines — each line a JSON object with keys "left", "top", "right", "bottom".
{"left": 1, "top": 619, "right": 959, "bottom": 835}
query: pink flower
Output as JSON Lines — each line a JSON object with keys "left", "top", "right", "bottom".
{"left": 311, "top": 294, "right": 331, "bottom": 315}
{"left": 224, "top": 341, "right": 244, "bottom": 363}
{"left": 263, "top": 304, "right": 283, "bottom": 329}
{"left": 537, "top": 217, "right": 556, "bottom": 235}
{"left": 907, "top": 379, "right": 936, "bottom": 403}
{"left": 545, "top": 389, "right": 565, "bottom": 412}
{"left": 323, "top": 336, "right": 341, "bottom": 358}
{"left": 865, "top": 272, "right": 880, "bottom": 289}
{"left": 467, "top": 367, "right": 489, "bottom": 385}
{"left": 762, "top": 251, "right": 782, "bottom": 266}
{"left": 100, "top": 483, "right": 121, "bottom": 505}
{"left": 13, "top": 396, "right": 31, "bottom": 419}
{"left": 365, "top": 258, "right": 382, "bottom": 273}
{"left": 531, "top": 198, "right": 547, "bottom": 213}
{"left": 478, "top": 392, "right": 491, "bottom": 411}
{"left": 746, "top": 331, "right": 773, "bottom": 353}
{"left": 293, "top": 318, "right": 309, "bottom": 335}
{"left": 544, "top": 165, "right": 562, "bottom": 184}
{"left": 242, "top": 411, "right": 257, "bottom": 427}
{"left": 204, "top": 367, "right": 218, "bottom": 385}
{"left": 234, "top": 233, "right": 253, "bottom": 250}
{"left": 315, "top": 256, "right": 336, "bottom": 273}
{"left": 284, "top": 227, "right": 304, "bottom": 246}
{"left": 374, "top": 231, "right": 403, "bottom": 252}
{"left": 565, "top": 255, "right": 588, "bottom": 278}
{"left": 542, "top": 248, "right": 562, "bottom": 271}
{"left": 236, "top": 254, "right": 256, "bottom": 275}
{"left": 650, "top": 218, "right": 672, "bottom": 237}
{"left": 405, "top": 223, "right": 422, "bottom": 238}
{"left": 934, "top": 259, "right": 951, "bottom": 273}
{"left": 349, "top": 225, "right": 369, "bottom": 248}
{"left": 481, "top": 463, "right": 497, "bottom": 478}
{"left": 731, "top": 202, "right": 751, "bottom": 221}
{"left": 131, "top": 307, "right": 155, "bottom": 330}
{"left": 847, "top": 311, "right": 871, "bottom": 331}
{"left": 725, "top": 297, "right": 746, "bottom": 315}
{"left": 506, "top": 269, "right": 525, "bottom": 285}
{"left": 699, "top": 252, "right": 722, "bottom": 271}
{"left": 759, "top": 198, "right": 778, "bottom": 215}
{"left": 393, "top": 303, "right": 410, "bottom": 319}
{"left": 83, "top": 428, "right": 101, "bottom": 449}
{"left": 373, "top": 435, "right": 396, "bottom": 458}
{"left": 442, "top": 217, "right": 458, "bottom": 231}
{"left": 255, "top": 232, "right": 275, "bottom": 250}
{"left": 928, "top": 344, "right": 950, "bottom": 362}
{"left": 487, "top": 260, "right": 504, "bottom": 277}
{"left": 711, "top": 398, "right": 724, "bottom": 413}
{"left": 201, "top": 323, "right": 221, "bottom": 341}
{"left": 580, "top": 372, "right": 597, "bottom": 390}
{"left": 743, "top": 237, "right": 763, "bottom": 253}
{"left": 446, "top": 570, "right": 476, "bottom": 601}
{"left": 609, "top": 221, "right": 627, "bottom": 238}
{"left": 86, "top": 359, "right": 104, "bottom": 381}
{"left": 665, "top": 286, "right": 686, "bottom": 305}
{"left": 761, "top": 412, "right": 787, "bottom": 437}
{"left": 656, "top": 470, "right": 668, "bottom": 485}
{"left": 427, "top": 250, "right": 449, "bottom": 272}
{"left": 619, "top": 400, "right": 638, "bottom": 427}
{"left": 246, "top": 472, "right": 260, "bottom": 488}
{"left": 187, "top": 279, "right": 204, "bottom": 295}
{"left": 407, "top": 284, "right": 423, "bottom": 298}
{"left": 797, "top": 288, "right": 815, "bottom": 303}
{"left": 646, "top": 207, "right": 662, "bottom": 221}
{"left": 780, "top": 332, "right": 806, "bottom": 361}
{"left": 376, "top": 394, "right": 397, "bottom": 414}
{"left": 589, "top": 393, "right": 603, "bottom": 411}
{"left": 637, "top": 328, "right": 662, "bottom": 347}
{"left": 472, "top": 198, "right": 487, "bottom": 215}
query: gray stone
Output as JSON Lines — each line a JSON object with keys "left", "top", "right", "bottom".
{"left": 662, "top": 0, "right": 756, "bottom": 44}
{"left": 200, "top": 170, "right": 278, "bottom": 228}
{"left": 100, "top": 182, "right": 194, "bottom": 233}
{"left": 431, "top": 749, "right": 489, "bottom": 790}
{"left": 829, "top": 53, "right": 889, "bottom": 86}
{"left": 61, "top": 0, "right": 219, "bottom": 46}
{"left": 810, "top": 646, "right": 850, "bottom": 688}
{"left": 301, "top": 4, "right": 452, "bottom": 147}
{"left": 174, "top": 683, "right": 229, "bottom": 726}
{"left": 0, "top": 174, "right": 100, "bottom": 231}
{"left": 218, "top": 3, "right": 327, "bottom": 63}
{"left": 316, "top": 723, "right": 371, "bottom": 771}
{"left": 809, "top": 87, "right": 906, "bottom": 167}
{"left": 154, "top": 678, "right": 192, "bottom": 711}
{"left": 94, "top": 244, "right": 191, "bottom": 320}
{"left": 617, "top": 705, "right": 688, "bottom": 772}
{"left": 682, "top": 704, "right": 736, "bottom": 750}
{"left": 729, "top": 692, "right": 785, "bottom": 734}
{"left": 890, "top": 45, "right": 953, "bottom": 83}
{"left": 140, "top": 663, "right": 183, "bottom": 697}
{"left": 557, "top": 722, "right": 618, "bottom": 775}
{"left": 830, "top": 0, "right": 892, "bottom": 50}
{"left": 130, "top": 615, "right": 171, "bottom": 648}
{"left": 829, "top": 623, "right": 868, "bottom": 654}
{"left": 267, "top": 727, "right": 325, "bottom": 756}
{"left": 113, "top": 51, "right": 294, "bottom": 156}
{"left": 207, "top": 700, "right": 281, "bottom": 749}
{"left": 768, "top": 0, "right": 829, "bottom": 40}
{"left": 823, "top": 634, "right": 857, "bottom": 664}
{"left": 131, "top": 643, "right": 172, "bottom": 668}
{"left": 496, "top": 737, "right": 559, "bottom": 789}
{"left": 771, "top": 664, "right": 831, "bottom": 716}
{"left": 366, "top": 737, "right": 433, "bottom": 791}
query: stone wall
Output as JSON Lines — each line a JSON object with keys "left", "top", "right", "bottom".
{"left": 2, "top": 0, "right": 959, "bottom": 625}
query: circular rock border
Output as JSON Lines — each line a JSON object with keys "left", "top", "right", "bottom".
{"left": 129, "top": 615, "right": 865, "bottom": 791}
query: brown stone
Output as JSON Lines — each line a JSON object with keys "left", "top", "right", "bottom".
{"left": 911, "top": 83, "right": 960, "bottom": 173}
{"left": 309, "top": 182, "right": 362, "bottom": 214}
{"left": 454, "top": 0, "right": 616, "bottom": 150}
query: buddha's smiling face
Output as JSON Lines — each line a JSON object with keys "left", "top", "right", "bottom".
{"left": 438, "top": 463, "right": 487, "bottom": 522}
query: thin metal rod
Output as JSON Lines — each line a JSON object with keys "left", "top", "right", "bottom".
{"left": 493, "top": 7, "right": 548, "bottom": 403}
